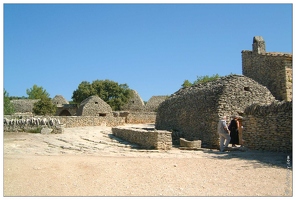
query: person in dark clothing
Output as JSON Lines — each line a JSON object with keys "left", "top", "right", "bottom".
{"left": 228, "top": 116, "right": 239, "bottom": 147}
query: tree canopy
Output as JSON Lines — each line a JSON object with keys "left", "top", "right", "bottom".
{"left": 72, "top": 79, "right": 133, "bottom": 111}
{"left": 26, "top": 84, "right": 56, "bottom": 115}
{"left": 26, "top": 84, "right": 50, "bottom": 99}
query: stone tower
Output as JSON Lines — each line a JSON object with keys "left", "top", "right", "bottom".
{"left": 242, "top": 36, "right": 292, "bottom": 101}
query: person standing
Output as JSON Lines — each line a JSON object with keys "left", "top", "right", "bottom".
{"left": 228, "top": 116, "right": 240, "bottom": 147}
{"left": 217, "top": 116, "right": 231, "bottom": 152}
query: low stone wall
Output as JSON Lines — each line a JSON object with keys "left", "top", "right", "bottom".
{"left": 3, "top": 115, "right": 126, "bottom": 132}
{"left": 243, "top": 101, "right": 292, "bottom": 152}
{"left": 3, "top": 112, "right": 156, "bottom": 132}
{"left": 3, "top": 116, "right": 64, "bottom": 133}
{"left": 112, "top": 126, "right": 172, "bottom": 150}
{"left": 55, "top": 115, "right": 125, "bottom": 128}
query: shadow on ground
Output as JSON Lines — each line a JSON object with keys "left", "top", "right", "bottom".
{"left": 201, "top": 147, "right": 292, "bottom": 169}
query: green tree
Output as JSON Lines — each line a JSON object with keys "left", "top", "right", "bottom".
{"left": 72, "top": 81, "right": 96, "bottom": 104}
{"left": 181, "top": 80, "right": 193, "bottom": 88}
{"left": 72, "top": 79, "right": 133, "bottom": 110}
{"left": 26, "top": 84, "right": 50, "bottom": 99}
{"left": 4, "top": 90, "right": 15, "bottom": 115}
{"left": 33, "top": 97, "right": 56, "bottom": 115}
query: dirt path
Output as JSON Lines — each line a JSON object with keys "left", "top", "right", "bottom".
{"left": 3, "top": 125, "right": 293, "bottom": 196}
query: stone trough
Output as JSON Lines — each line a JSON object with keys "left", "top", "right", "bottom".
{"left": 179, "top": 138, "right": 202, "bottom": 150}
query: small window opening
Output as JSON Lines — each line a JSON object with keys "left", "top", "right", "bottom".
{"left": 95, "top": 102, "right": 98, "bottom": 104}
{"left": 99, "top": 113, "right": 107, "bottom": 117}
{"left": 244, "top": 87, "right": 250, "bottom": 91}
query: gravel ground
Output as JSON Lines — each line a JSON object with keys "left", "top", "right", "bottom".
{"left": 3, "top": 125, "right": 293, "bottom": 197}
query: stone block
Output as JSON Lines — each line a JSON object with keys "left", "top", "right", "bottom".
{"left": 179, "top": 138, "right": 201, "bottom": 149}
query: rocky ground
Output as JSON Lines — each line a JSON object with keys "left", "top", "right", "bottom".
{"left": 3, "top": 124, "right": 293, "bottom": 197}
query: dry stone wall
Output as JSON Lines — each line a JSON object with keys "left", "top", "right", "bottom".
{"left": 243, "top": 101, "right": 292, "bottom": 153}
{"left": 56, "top": 115, "right": 125, "bottom": 128}
{"left": 3, "top": 111, "right": 155, "bottom": 132}
{"left": 112, "top": 126, "right": 172, "bottom": 150}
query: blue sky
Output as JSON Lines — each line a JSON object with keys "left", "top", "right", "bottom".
{"left": 3, "top": 3, "right": 293, "bottom": 102}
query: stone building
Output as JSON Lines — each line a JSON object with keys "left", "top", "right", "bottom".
{"left": 242, "top": 36, "right": 292, "bottom": 101}
{"left": 10, "top": 99, "right": 40, "bottom": 113}
{"left": 121, "top": 90, "right": 145, "bottom": 111}
{"left": 155, "top": 74, "right": 276, "bottom": 148}
{"left": 145, "top": 96, "right": 168, "bottom": 112}
{"left": 52, "top": 95, "right": 69, "bottom": 106}
{"left": 51, "top": 95, "right": 79, "bottom": 116}
{"left": 76, "top": 95, "right": 112, "bottom": 116}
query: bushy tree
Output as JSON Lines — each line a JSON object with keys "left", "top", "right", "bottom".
{"left": 26, "top": 84, "right": 55, "bottom": 115}
{"left": 4, "top": 90, "right": 15, "bottom": 115}
{"left": 26, "top": 84, "right": 50, "bottom": 99}
{"left": 181, "top": 74, "right": 221, "bottom": 88}
{"left": 72, "top": 79, "right": 133, "bottom": 110}
{"left": 33, "top": 97, "right": 56, "bottom": 115}
{"left": 72, "top": 81, "right": 96, "bottom": 104}
{"left": 181, "top": 80, "right": 193, "bottom": 88}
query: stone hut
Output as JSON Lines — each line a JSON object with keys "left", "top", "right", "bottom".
{"left": 52, "top": 95, "right": 75, "bottom": 116}
{"left": 242, "top": 36, "right": 292, "bottom": 101}
{"left": 155, "top": 74, "right": 276, "bottom": 148}
{"left": 52, "top": 95, "right": 69, "bottom": 106}
{"left": 76, "top": 95, "right": 112, "bottom": 116}
{"left": 145, "top": 96, "right": 168, "bottom": 112}
{"left": 10, "top": 99, "right": 40, "bottom": 113}
{"left": 121, "top": 90, "right": 145, "bottom": 111}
